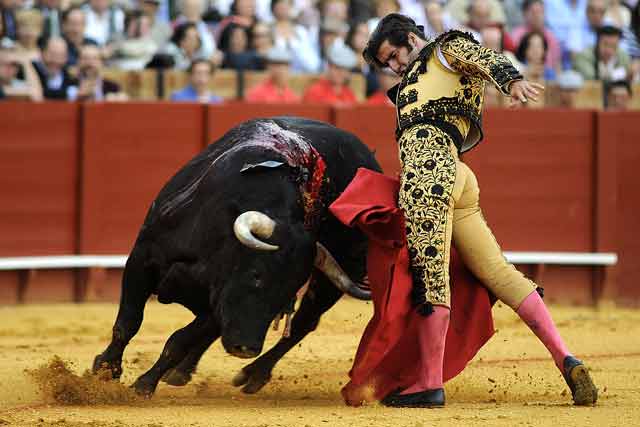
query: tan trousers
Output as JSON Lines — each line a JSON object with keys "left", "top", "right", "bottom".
{"left": 398, "top": 124, "right": 535, "bottom": 310}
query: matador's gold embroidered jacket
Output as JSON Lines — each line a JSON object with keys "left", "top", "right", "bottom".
{"left": 388, "top": 30, "right": 523, "bottom": 153}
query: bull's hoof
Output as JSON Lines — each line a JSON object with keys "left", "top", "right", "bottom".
{"left": 231, "top": 367, "right": 271, "bottom": 394}
{"left": 92, "top": 354, "right": 122, "bottom": 380}
{"left": 131, "top": 378, "right": 157, "bottom": 398}
{"left": 161, "top": 368, "right": 193, "bottom": 387}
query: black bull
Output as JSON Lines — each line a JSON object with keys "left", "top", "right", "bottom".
{"left": 93, "top": 117, "right": 382, "bottom": 396}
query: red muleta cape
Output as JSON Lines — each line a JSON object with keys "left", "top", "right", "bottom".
{"left": 329, "top": 168, "right": 495, "bottom": 406}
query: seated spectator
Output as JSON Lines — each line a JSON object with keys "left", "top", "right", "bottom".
{"left": 163, "top": 22, "right": 202, "bottom": 70}
{"left": 220, "top": 22, "right": 264, "bottom": 70}
{"left": 110, "top": 9, "right": 159, "bottom": 70}
{"left": 423, "top": 0, "right": 458, "bottom": 38}
{"left": 61, "top": 7, "right": 97, "bottom": 67}
{"left": 68, "top": 43, "right": 128, "bottom": 101}
{"left": 318, "top": 17, "right": 348, "bottom": 69}
{"left": 366, "top": 67, "right": 399, "bottom": 105}
{"left": 175, "top": 0, "right": 219, "bottom": 64}
{"left": 346, "top": 20, "right": 377, "bottom": 96}
{"left": 37, "top": 0, "right": 63, "bottom": 42}
{"left": 171, "top": 58, "right": 223, "bottom": 103}
{"left": 464, "top": 0, "right": 493, "bottom": 41}
{"left": 573, "top": 25, "right": 630, "bottom": 81}
{"left": 139, "top": 0, "right": 171, "bottom": 49}
{"left": 303, "top": 41, "right": 358, "bottom": 106}
{"left": 481, "top": 25, "right": 521, "bottom": 68}
{"left": 250, "top": 20, "right": 272, "bottom": 58}
{"left": 544, "top": 0, "right": 588, "bottom": 57}
{"left": 245, "top": 45, "right": 300, "bottom": 103}
{"left": 555, "top": 69, "right": 584, "bottom": 108}
{"left": 515, "top": 31, "right": 556, "bottom": 82}
{"left": 445, "top": 0, "right": 506, "bottom": 31}
{"left": 215, "top": 0, "right": 257, "bottom": 57}
{"left": 32, "top": 36, "right": 75, "bottom": 99}
{"left": 271, "top": 0, "right": 320, "bottom": 73}
{"left": 510, "top": 0, "right": 562, "bottom": 70}
{"left": 81, "top": 0, "right": 126, "bottom": 49}
{"left": 0, "top": 46, "right": 43, "bottom": 100}
{"left": 15, "top": 9, "right": 43, "bottom": 61}
{"left": 604, "top": 78, "right": 632, "bottom": 110}
{"left": 567, "top": 0, "right": 607, "bottom": 54}
{"left": 605, "top": 0, "right": 631, "bottom": 31}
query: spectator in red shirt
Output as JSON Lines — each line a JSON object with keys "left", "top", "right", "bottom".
{"left": 303, "top": 41, "right": 358, "bottom": 106}
{"left": 366, "top": 67, "right": 399, "bottom": 105}
{"left": 245, "top": 45, "right": 300, "bottom": 103}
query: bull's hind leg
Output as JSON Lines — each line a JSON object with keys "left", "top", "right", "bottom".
{"left": 231, "top": 271, "right": 343, "bottom": 394}
{"left": 93, "top": 246, "right": 153, "bottom": 379}
{"left": 161, "top": 330, "right": 219, "bottom": 386}
{"left": 131, "top": 315, "right": 219, "bottom": 397}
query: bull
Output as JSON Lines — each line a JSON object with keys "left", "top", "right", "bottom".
{"left": 92, "top": 117, "right": 381, "bottom": 397}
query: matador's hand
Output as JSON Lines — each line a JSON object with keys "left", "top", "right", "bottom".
{"left": 509, "top": 80, "right": 545, "bottom": 104}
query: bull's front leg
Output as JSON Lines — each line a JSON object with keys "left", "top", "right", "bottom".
{"left": 131, "top": 315, "right": 219, "bottom": 397}
{"left": 231, "top": 270, "right": 343, "bottom": 394}
{"left": 161, "top": 332, "right": 219, "bottom": 386}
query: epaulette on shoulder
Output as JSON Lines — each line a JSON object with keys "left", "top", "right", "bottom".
{"left": 435, "top": 29, "right": 480, "bottom": 46}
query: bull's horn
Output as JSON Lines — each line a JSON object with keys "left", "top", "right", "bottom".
{"left": 233, "top": 211, "right": 279, "bottom": 251}
{"left": 314, "top": 243, "right": 371, "bottom": 300}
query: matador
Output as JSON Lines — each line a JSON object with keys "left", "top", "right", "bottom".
{"left": 361, "top": 13, "right": 598, "bottom": 407}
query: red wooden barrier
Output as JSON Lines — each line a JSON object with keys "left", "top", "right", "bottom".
{"left": 0, "top": 102, "right": 80, "bottom": 303}
{"left": 333, "top": 105, "right": 399, "bottom": 177}
{"left": 598, "top": 112, "right": 640, "bottom": 306}
{"left": 80, "top": 102, "right": 205, "bottom": 254}
{"left": 0, "top": 102, "right": 80, "bottom": 256}
{"left": 206, "top": 102, "right": 332, "bottom": 145}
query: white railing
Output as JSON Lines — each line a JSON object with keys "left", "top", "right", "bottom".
{"left": 0, "top": 252, "right": 617, "bottom": 271}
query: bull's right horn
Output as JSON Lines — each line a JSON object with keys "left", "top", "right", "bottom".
{"left": 234, "top": 211, "right": 279, "bottom": 251}
{"left": 314, "top": 243, "right": 371, "bottom": 300}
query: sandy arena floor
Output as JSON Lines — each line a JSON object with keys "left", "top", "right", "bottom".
{"left": 0, "top": 298, "right": 638, "bottom": 427}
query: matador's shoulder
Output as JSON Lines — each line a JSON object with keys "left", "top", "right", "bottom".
{"left": 434, "top": 29, "right": 480, "bottom": 47}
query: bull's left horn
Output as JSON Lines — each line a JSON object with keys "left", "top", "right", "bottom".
{"left": 233, "top": 211, "right": 279, "bottom": 251}
{"left": 314, "top": 243, "right": 371, "bottom": 300}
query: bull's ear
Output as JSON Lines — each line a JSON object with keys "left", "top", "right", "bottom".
{"left": 240, "top": 160, "right": 286, "bottom": 174}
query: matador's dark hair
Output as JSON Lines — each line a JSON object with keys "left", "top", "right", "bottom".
{"left": 362, "top": 13, "right": 426, "bottom": 69}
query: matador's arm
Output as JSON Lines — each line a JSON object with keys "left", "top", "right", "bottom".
{"left": 439, "top": 32, "right": 523, "bottom": 95}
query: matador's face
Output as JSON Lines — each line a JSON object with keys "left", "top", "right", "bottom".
{"left": 376, "top": 33, "right": 425, "bottom": 77}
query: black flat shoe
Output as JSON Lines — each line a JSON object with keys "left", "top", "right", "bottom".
{"left": 381, "top": 388, "right": 445, "bottom": 408}
{"left": 562, "top": 356, "right": 598, "bottom": 406}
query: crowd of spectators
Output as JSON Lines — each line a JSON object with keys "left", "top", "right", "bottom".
{"left": 1, "top": 0, "right": 638, "bottom": 110}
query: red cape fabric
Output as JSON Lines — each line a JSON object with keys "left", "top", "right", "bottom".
{"left": 329, "top": 168, "right": 495, "bottom": 406}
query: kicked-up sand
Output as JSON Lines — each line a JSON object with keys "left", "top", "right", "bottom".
{"left": 0, "top": 298, "right": 638, "bottom": 427}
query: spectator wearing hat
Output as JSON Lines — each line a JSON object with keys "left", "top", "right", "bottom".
{"left": 171, "top": 58, "right": 223, "bottom": 103}
{"left": 304, "top": 40, "right": 358, "bottom": 106}
{"left": 555, "top": 69, "right": 584, "bottom": 108}
{"left": 605, "top": 78, "right": 632, "bottom": 110}
{"left": 245, "top": 45, "right": 300, "bottom": 103}
{"left": 573, "top": 24, "right": 631, "bottom": 81}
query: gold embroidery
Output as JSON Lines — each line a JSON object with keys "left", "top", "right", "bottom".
{"left": 398, "top": 124, "right": 457, "bottom": 307}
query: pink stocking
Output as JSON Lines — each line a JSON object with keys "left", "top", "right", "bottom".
{"left": 516, "top": 290, "right": 571, "bottom": 370}
{"left": 401, "top": 306, "right": 450, "bottom": 394}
